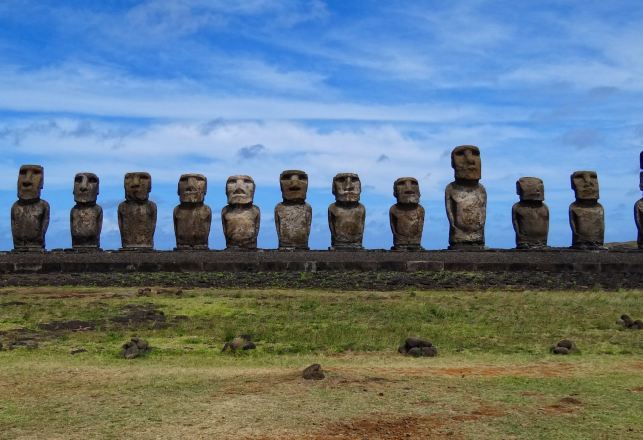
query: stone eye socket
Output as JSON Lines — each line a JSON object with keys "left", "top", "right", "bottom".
{"left": 352, "top": 177, "right": 360, "bottom": 182}
{"left": 88, "top": 177, "right": 98, "bottom": 184}
{"left": 590, "top": 173, "right": 597, "bottom": 179}
{"left": 455, "top": 151, "right": 465, "bottom": 157}
{"left": 75, "top": 176, "right": 83, "bottom": 183}
{"left": 140, "top": 175, "right": 150, "bottom": 181}
{"left": 472, "top": 150, "right": 480, "bottom": 156}
{"left": 195, "top": 176, "right": 205, "bottom": 182}
{"left": 180, "top": 177, "right": 189, "bottom": 182}
{"left": 336, "top": 177, "right": 346, "bottom": 183}
{"left": 19, "top": 170, "right": 27, "bottom": 175}
{"left": 281, "top": 174, "right": 292, "bottom": 181}
{"left": 411, "top": 181, "right": 418, "bottom": 186}
{"left": 243, "top": 179, "right": 253, "bottom": 184}
{"left": 299, "top": 175, "right": 308, "bottom": 181}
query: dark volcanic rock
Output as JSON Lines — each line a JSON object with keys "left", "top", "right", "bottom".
{"left": 553, "top": 347, "right": 570, "bottom": 355}
{"left": 122, "top": 342, "right": 139, "bottom": 359}
{"left": 407, "top": 347, "right": 422, "bottom": 357}
{"left": 302, "top": 363, "right": 325, "bottom": 380}
{"left": 404, "top": 337, "right": 424, "bottom": 349}
{"left": 242, "top": 341, "right": 256, "bottom": 350}
{"left": 621, "top": 315, "right": 634, "bottom": 326}
{"left": 557, "top": 340, "right": 574, "bottom": 350}
{"left": 398, "top": 345, "right": 407, "bottom": 354}
{"left": 70, "top": 349, "right": 88, "bottom": 355}
{"left": 421, "top": 346, "right": 438, "bottom": 357}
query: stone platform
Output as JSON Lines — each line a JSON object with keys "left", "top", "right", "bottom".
{"left": 1, "top": 249, "right": 642, "bottom": 274}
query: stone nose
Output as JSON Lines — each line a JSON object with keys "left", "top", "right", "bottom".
{"left": 464, "top": 149, "right": 475, "bottom": 164}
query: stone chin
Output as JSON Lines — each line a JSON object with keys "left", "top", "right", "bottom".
{"left": 282, "top": 189, "right": 307, "bottom": 201}
{"left": 336, "top": 192, "right": 360, "bottom": 203}
{"left": 125, "top": 191, "right": 150, "bottom": 202}
{"left": 454, "top": 168, "right": 481, "bottom": 181}
{"left": 180, "top": 192, "right": 204, "bottom": 204}
{"left": 74, "top": 194, "right": 97, "bottom": 204}
{"left": 228, "top": 194, "right": 254, "bottom": 205}
{"left": 397, "top": 194, "right": 420, "bottom": 204}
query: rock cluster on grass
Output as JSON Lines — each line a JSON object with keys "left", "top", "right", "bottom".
{"left": 120, "top": 337, "right": 149, "bottom": 359}
{"left": 302, "top": 363, "right": 325, "bottom": 380}
{"left": 7, "top": 340, "right": 38, "bottom": 350}
{"left": 616, "top": 315, "right": 643, "bottom": 330}
{"left": 221, "top": 334, "right": 256, "bottom": 352}
{"left": 398, "top": 337, "right": 437, "bottom": 357}
{"left": 550, "top": 340, "right": 580, "bottom": 355}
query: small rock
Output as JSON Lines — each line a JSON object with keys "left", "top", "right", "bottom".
{"left": 70, "top": 349, "right": 88, "bottom": 355}
{"left": 404, "top": 337, "right": 424, "bottom": 349}
{"left": 454, "top": 348, "right": 465, "bottom": 353}
{"left": 132, "top": 338, "right": 148, "bottom": 350}
{"left": 302, "top": 363, "right": 325, "bottom": 380}
{"left": 0, "top": 342, "right": 3, "bottom": 351}
{"left": 557, "top": 340, "right": 574, "bottom": 350}
{"left": 222, "top": 337, "right": 244, "bottom": 352}
{"left": 553, "top": 347, "right": 570, "bottom": 355}
{"left": 634, "top": 320, "right": 643, "bottom": 329}
{"left": 238, "top": 334, "right": 252, "bottom": 342}
{"left": 628, "top": 323, "right": 641, "bottom": 330}
{"left": 616, "top": 318, "right": 626, "bottom": 326}
{"left": 9, "top": 345, "right": 20, "bottom": 350}
{"left": 422, "top": 346, "right": 438, "bottom": 357}
{"left": 242, "top": 341, "right": 256, "bottom": 350}
{"left": 407, "top": 347, "right": 422, "bottom": 357}
{"left": 123, "top": 343, "right": 140, "bottom": 359}
{"left": 25, "top": 341, "right": 38, "bottom": 350}
{"left": 621, "top": 315, "right": 634, "bottom": 326}
{"left": 398, "top": 345, "right": 407, "bottom": 354}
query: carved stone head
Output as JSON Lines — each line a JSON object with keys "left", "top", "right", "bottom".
{"left": 451, "top": 145, "right": 481, "bottom": 181}
{"left": 226, "top": 175, "right": 255, "bottom": 204}
{"left": 17, "top": 165, "right": 44, "bottom": 200}
{"left": 124, "top": 172, "right": 152, "bottom": 201}
{"left": 393, "top": 177, "right": 420, "bottom": 204}
{"left": 332, "top": 173, "right": 361, "bottom": 202}
{"left": 571, "top": 171, "right": 599, "bottom": 201}
{"left": 73, "top": 173, "right": 99, "bottom": 204}
{"left": 178, "top": 173, "right": 207, "bottom": 203}
{"left": 516, "top": 177, "right": 544, "bottom": 202}
{"left": 280, "top": 170, "right": 308, "bottom": 202}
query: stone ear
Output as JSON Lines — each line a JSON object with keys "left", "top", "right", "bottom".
{"left": 516, "top": 181, "right": 521, "bottom": 195}
{"left": 331, "top": 179, "right": 336, "bottom": 195}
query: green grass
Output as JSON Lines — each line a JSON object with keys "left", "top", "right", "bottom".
{"left": 0, "top": 287, "right": 643, "bottom": 439}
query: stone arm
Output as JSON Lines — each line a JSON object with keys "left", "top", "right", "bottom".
{"left": 328, "top": 205, "right": 336, "bottom": 238}
{"left": 204, "top": 205, "right": 212, "bottom": 237}
{"left": 253, "top": 206, "right": 261, "bottom": 237}
{"left": 117, "top": 203, "right": 124, "bottom": 235}
{"left": 511, "top": 204, "right": 520, "bottom": 235}
{"left": 305, "top": 203, "right": 312, "bottom": 232}
{"left": 444, "top": 188, "right": 455, "bottom": 227}
{"left": 389, "top": 206, "right": 397, "bottom": 239}
{"left": 635, "top": 202, "right": 643, "bottom": 233}
{"left": 41, "top": 200, "right": 50, "bottom": 236}
{"left": 149, "top": 201, "right": 158, "bottom": 235}
{"left": 173, "top": 206, "right": 179, "bottom": 238}
{"left": 274, "top": 205, "right": 281, "bottom": 237}
{"left": 569, "top": 205, "right": 577, "bottom": 237}
{"left": 221, "top": 206, "right": 229, "bottom": 239}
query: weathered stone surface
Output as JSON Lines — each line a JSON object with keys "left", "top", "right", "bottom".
{"left": 445, "top": 146, "right": 487, "bottom": 250}
{"left": 390, "top": 177, "right": 425, "bottom": 251}
{"left": 118, "top": 173, "right": 157, "bottom": 250}
{"left": 275, "top": 170, "right": 312, "bottom": 250}
{"left": 173, "top": 174, "right": 212, "bottom": 250}
{"left": 123, "top": 342, "right": 139, "bottom": 359}
{"left": 421, "top": 346, "right": 438, "bottom": 357}
{"left": 569, "top": 171, "right": 604, "bottom": 249}
{"left": 553, "top": 346, "right": 570, "bottom": 355}
{"left": 635, "top": 171, "right": 643, "bottom": 250}
{"left": 222, "top": 337, "right": 245, "bottom": 352}
{"left": 132, "top": 337, "right": 148, "bottom": 350}
{"left": 407, "top": 347, "right": 422, "bottom": 356}
{"left": 512, "top": 177, "right": 549, "bottom": 249}
{"left": 12, "top": 165, "right": 49, "bottom": 251}
{"left": 302, "top": 363, "right": 325, "bottom": 380}
{"left": 398, "top": 345, "right": 407, "bottom": 354}
{"left": 328, "top": 173, "right": 365, "bottom": 250}
{"left": 71, "top": 173, "right": 102, "bottom": 249}
{"left": 222, "top": 175, "right": 260, "bottom": 250}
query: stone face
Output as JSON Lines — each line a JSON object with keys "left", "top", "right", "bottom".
{"left": 328, "top": 173, "right": 365, "bottom": 250}
{"left": 275, "top": 170, "right": 312, "bottom": 250}
{"left": 222, "top": 175, "right": 260, "bottom": 250}
{"left": 12, "top": 165, "right": 49, "bottom": 251}
{"left": 118, "top": 172, "right": 157, "bottom": 250}
{"left": 71, "top": 173, "right": 103, "bottom": 249}
{"left": 445, "top": 146, "right": 486, "bottom": 249}
{"left": 569, "top": 171, "right": 604, "bottom": 249}
{"left": 512, "top": 177, "right": 549, "bottom": 249}
{"left": 635, "top": 172, "right": 643, "bottom": 250}
{"left": 173, "top": 174, "right": 212, "bottom": 250}
{"left": 390, "top": 177, "right": 425, "bottom": 251}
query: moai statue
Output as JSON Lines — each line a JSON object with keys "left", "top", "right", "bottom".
{"left": 389, "top": 177, "right": 425, "bottom": 251}
{"left": 70, "top": 173, "right": 103, "bottom": 250}
{"left": 569, "top": 171, "right": 605, "bottom": 249}
{"left": 512, "top": 177, "right": 549, "bottom": 249}
{"left": 328, "top": 173, "right": 366, "bottom": 250}
{"left": 635, "top": 153, "right": 643, "bottom": 249}
{"left": 275, "top": 170, "right": 312, "bottom": 250}
{"left": 173, "top": 174, "right": 212, "bottom": 250}
{"left": 444, "top": 145, "right": 487, "bottom": 250}
{"left": 117, "top": 172, "right": 157, "bottom": 250}
{"left": 11, "top": 165, "right": 50, "bottom": 251}
{"left": 221, "top": 175, "right": 260, "bottom": 250}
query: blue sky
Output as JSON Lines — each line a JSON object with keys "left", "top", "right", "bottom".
{"left": 0, "top": 0, "right": 642, "bottom": 250}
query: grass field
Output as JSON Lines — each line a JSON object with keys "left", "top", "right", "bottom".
{"left": 1, "top": 286, "right": 642, "bottom": 439}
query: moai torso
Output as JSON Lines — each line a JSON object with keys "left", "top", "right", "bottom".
{"left": 275, "top": 170, "right": 312, "bottom": 250}
{"left": 119, "top": 172, "right": 156, "bottom": 249}
{"left": 445, "top": 146, "right": 486, "bottom": 249}
{"left": 71, "top": 204, "right": 103, "bottom": 248}
{"left": 512, "top": 177, "right": 549, "bottom": 249}
{"left": 445, "top": 181, "right": 487, "bottom": 247}
{"left": 570, "top": 202, "right": 604, "bottom": 247}
{"left": 11, "top": 199, "right": 50, "bottom": 249}
{"left": 329, "top": 202, "right": 366, "bottom": 248}
{"left": 635, "top": 169, "right": 643, "bottom": 249}
{"left": 222, "top": 205, "right": 260, "bottom": 249}
{"left": 328, "top": 173, "right": 365, "bottom": 250}
{"left": 71, "top": 173, "right": 102, "bottom": 249}
{"left": 173, "top": 174, "right": 211, "bottom": 249}
{"left": 118, "top": 200, "right": 157, "bottom": 248}
{"left": 569, "top": 171, "right": 604, "bottom": 249}
{"left": 275, "top": 202, "right": 312, "bottom": 249}
{"left": 12, "top": 165, "right": 49, "bottom": 250}
{"left": 389, "top": 177, "right": 424, "bottom": 250}
{"left": 222, "top": 175, "right": 260, "bottom": 250}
